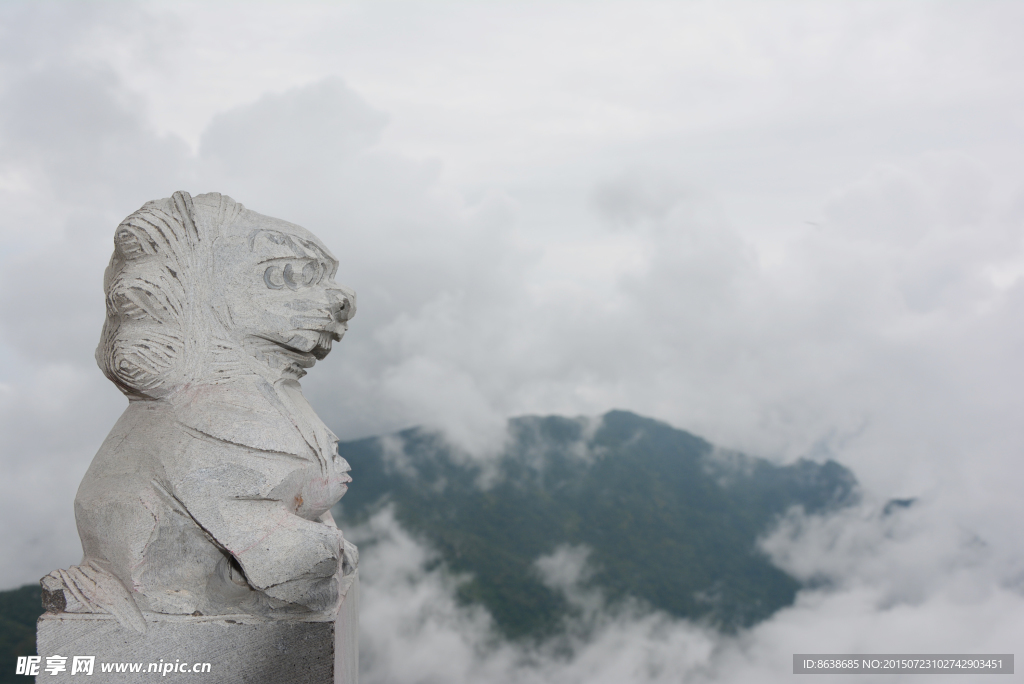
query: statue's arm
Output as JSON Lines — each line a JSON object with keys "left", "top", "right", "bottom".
{"left": 214, "top": 498, "right": 345, "bottom": 609}
{"left": 168, "top": 447, "right": 346, "bottom": 612}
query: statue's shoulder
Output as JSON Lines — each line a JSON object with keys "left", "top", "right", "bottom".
{"left": 80, "top": 402, "right": 176, "bottom": 486}
{"left": 172, "top": 379, "right": 311, "bottom": 456}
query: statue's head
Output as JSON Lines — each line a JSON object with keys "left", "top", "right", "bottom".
{"left": 97, "top": 191, "right": 356, "bottom": 399}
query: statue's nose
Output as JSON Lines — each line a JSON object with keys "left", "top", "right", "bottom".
{"left": 328, "top": 287, "right": 356, "bottom": 323}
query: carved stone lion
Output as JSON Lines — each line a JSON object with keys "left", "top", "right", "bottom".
{"left": 42, "top": 192, "right": 358, "bottom": 632}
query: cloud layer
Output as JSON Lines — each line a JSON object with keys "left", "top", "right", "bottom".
{"left": 352, "top": 501, "right": 1022, "bottom": 684}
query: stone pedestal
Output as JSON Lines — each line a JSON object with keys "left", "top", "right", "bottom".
{"left": 35, "top": 578, "right": 358, "bottom": 683}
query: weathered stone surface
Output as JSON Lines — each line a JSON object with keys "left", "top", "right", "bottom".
{"left": 37, "top": 192, "right": 360, "bottom": 681}
{"left": 36, "top": 576, "right": 358, "bottom": 683}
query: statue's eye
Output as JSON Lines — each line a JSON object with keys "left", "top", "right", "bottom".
{"left": 300, "top": 260, "right": 320, "bottom": 285}
{"left": 263, "top": 260, "right": 323, "bottom": 290}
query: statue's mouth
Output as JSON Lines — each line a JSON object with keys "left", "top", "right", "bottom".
{"left": 260, "top": 329, "right": 337, "bottom": 366}
{"left": 309, "top": 332, "right": 334, "bottom": 360}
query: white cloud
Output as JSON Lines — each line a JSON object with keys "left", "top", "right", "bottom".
{"left": 534, "top": 544, "right": 604, "bottom": 622}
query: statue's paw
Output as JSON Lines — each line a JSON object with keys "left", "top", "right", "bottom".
{"left": 263, "top": 576, "right": 339, "bottom": 614}
{"left": 341, "top": 538, "right": 359, "bottom": 576}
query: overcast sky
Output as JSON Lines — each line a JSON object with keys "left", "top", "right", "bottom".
{"left": 2, "top": 2, "right": 1023, "bottom": 681}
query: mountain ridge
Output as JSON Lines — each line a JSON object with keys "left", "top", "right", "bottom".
{"left": 332, "top": 409, "right": 858, "bottom": 638}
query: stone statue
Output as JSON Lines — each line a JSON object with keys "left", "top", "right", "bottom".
{"left": 41, "top": 191, "right": 358, "bottom": 636}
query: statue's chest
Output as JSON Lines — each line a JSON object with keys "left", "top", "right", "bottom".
{"left": 169, "top": 379, "right": 351, "bottom": 520}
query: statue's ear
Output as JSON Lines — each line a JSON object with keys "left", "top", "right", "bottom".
{"left": 114, "top": 227, "right": 149, "bottom": 260}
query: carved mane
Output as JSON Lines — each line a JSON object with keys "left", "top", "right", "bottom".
{"left": 96, "top": 191, "right": 242, "bottom": 399}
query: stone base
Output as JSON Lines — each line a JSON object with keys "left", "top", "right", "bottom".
{"left": 35, "top": 578, "right": 358, "bottom": 683}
